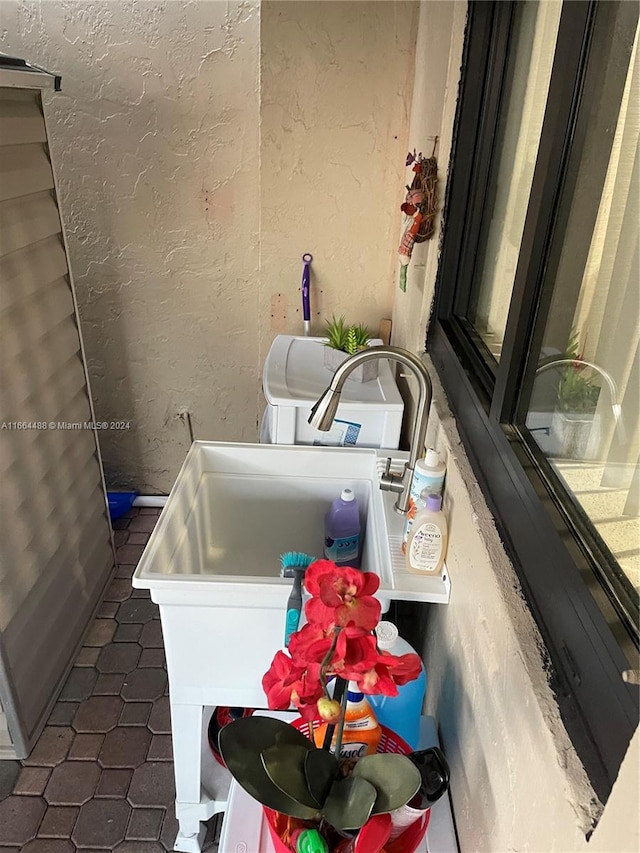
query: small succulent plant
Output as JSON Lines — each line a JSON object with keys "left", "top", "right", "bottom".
{"left": 324, "top": 316, "right": 373, "bottom": 355}
{"left": 557, "top": 330, "right": 601, "bottom": 414}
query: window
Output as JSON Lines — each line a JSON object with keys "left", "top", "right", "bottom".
{"left": 430, "top": 0, "right": 639, "bottom": 801}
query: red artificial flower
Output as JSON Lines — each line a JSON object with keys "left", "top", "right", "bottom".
{"left": 262, "top": 649, "right": 325, "bottom": 720}
{"left": 288, "top": 622, "right": 334, "bottom": 667}
{"left": 304, "top": 560, "right": 381, "bottom": 631}
{"left": 384, "top": 652, "right": 423, "bottom": 686}
{"left": 352, "top": 662, "right": 399, "bottom": 696}
{"left": 290, "top": 672, "right": 325, "bottom": 721}
{"left": 337, "top": 631, "right": 423, "bottom": 696}
{"left": 262, "top": 559, "right": 423, "bottom": 720}
{"left": 335, "top": 625, "right": 379, "bottom": 674}
{"left": 262, "top": 650, "right": 305, "bottom": 710}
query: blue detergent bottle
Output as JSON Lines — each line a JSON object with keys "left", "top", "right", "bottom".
{"left": 369, "top": 621, "right": 426, "bottom": 750}
{"left": 324, "top": 488, "right": 361, "bottom": 568}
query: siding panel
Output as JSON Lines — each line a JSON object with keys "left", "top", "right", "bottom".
{"left": 0, "top": 86, "right": 114, "bottom": 757}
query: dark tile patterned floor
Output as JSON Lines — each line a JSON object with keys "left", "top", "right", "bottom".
{"left": 0, "top": 508, "right": 221, "bottom": 852}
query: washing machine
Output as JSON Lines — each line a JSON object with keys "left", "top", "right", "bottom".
{"left": 261, "top": 335, "right": 404, "bottom": 449}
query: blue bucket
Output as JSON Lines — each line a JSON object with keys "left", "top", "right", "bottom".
{"left": 107, "top": 491, "right": 138, "bottom": 521}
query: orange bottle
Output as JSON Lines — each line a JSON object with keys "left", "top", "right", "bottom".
{"left": 313, "top": 682, "right": 382, "bottom": 758}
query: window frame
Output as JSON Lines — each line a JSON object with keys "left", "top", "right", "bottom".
{"left": 429, "top": 0, "right": 639, "bottom": 801}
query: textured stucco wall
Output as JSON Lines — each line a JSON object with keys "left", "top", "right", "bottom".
{"left": 260, "top": 0, "right": 417, "bottom": 359}
{"left": 1, "top": 0, "right": 262, "bottom": 492}
{"left": 393, "top": 3, "right": 639, "bottom": 851}
{"left": 1, "top": 0, "right": 418, "bottom": 491}
{"left": 419, "top": 378, "right": 639, "bottom": 852}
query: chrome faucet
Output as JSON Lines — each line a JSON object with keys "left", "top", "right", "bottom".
{"left": 308, "top": 346, "right": 433, "bottom": 515}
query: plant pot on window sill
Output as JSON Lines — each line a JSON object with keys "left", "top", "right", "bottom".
{"left": 550, "top": 410, "right": 602, "bottom": 460}
{"left": 323, "top": 347, "right": 379, "bottom": 383}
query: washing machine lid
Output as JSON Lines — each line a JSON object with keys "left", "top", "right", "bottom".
{"left": 263, "top": 335, "right": 404, "bottom": 410}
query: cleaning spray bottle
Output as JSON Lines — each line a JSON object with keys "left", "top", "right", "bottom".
{"left": 313, "top": 681, "right": 382, "bottom": 758}
{"left": 324, "top": 489, "right": 361, "bottom": 568}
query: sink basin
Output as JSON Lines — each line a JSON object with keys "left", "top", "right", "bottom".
{"left": 135, "top": 442, "right": 382, "bottom": 594}
{"left": 133, "top": 441, "right": 449, "bottom": 604}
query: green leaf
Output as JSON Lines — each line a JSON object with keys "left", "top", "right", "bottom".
{"left": 346, "top": 327, "right": 358, "bottom": 355}
{"left": 321, "top": 776, "right": 377, "bottom": 831}
{"left": 262, "top": 744, "right": 319, "bottom": 808}
{"left": 351, "top": 754, "right": 421, "bottom": 814}
{"left": 218, "top": 717, "right": 318, "bottom": 819}
{"left": 352, "top": 323, "right": 372, "bottom": 350}
{"left": 304, "top": 747, "right": 339, "bottom": 806}
{"left": 324, "top": 315, "right": 349, "bottom": 351}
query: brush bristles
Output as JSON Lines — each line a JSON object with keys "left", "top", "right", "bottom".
{"left": 280, "top": 551, "right": 316, "bottom": 577}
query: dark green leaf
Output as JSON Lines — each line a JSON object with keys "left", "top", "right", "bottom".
{"left": 262, "top": 744, "right": 319, "bottom": 808}
{"left": 304, "top": 747, "right": 339, "bottom": 806}
{"left": 321, "top": 776, "right": 376, "bottom": 831}
{"left": 218, "top": 716, "right": 317, "bottom": 819}
{"left": 351, "top": 754, "right": 421, "bottom": 814}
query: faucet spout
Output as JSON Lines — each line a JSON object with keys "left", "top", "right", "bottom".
{"left": 308, "top": 346, "right": 432, "bottom": 514}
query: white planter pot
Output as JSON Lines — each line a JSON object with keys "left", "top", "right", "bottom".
{"left": 323, "top": 346, "right": 379, "bottom": 383}
{"left": 550, "top": 410, "right": 601, "bottom": 460}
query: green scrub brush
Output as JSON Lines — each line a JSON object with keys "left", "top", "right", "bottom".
{"left": 280, "top": 552, "right": 316, "bottom": 647}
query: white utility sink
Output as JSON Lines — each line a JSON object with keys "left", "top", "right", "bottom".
{"left": 132, "top": 441, "right": 450, "bottom": 853}
{"left": 134, "top": 441, "right": 450, "bottom": 606}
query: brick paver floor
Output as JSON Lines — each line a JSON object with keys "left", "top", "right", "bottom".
{"left": 0, "top": 507, "right": 221, "bottom": 852}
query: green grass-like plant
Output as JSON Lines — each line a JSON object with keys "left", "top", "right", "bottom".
{"left": 324, "top": 316, "right": 373, "bottom": 354}
{"left": 557, "top": 329, "right": 601, "bottom": 414}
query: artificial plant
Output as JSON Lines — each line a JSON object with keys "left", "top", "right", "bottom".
{"left": 217, "top": 560, "right": 424, "bottom": 835}
{"left": 323, "top": 316, "right": 373, "bottom": 355}
{"left": 556, "top": 329, "right": 601, "bottom": 414}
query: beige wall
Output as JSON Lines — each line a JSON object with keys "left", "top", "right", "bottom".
{"left": 260, "top": 0, "right": 417, "bottom": 360}
{"left": 1, "top": 0, "right": 418, "bottom": 491}
{"left": 2, "top": 0, "right": 262, "bottom": 492}
{"left": 392, "top": 3, "right": 640, "bottom": 851}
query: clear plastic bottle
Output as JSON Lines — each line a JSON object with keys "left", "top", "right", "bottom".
{"left": 324, "top": 488, "right": 361, "bottom": 568}
{"left": 402, "top": 449, "right": 446, "bottom": 553}
{"left": 368, "top": 621, "right": 426, "bottom": 750}
{"left": 313, "top": 681, "right": 382, "bottom": 758}
{"left": 406, "top": 492, "right": 448, "bottom": 575}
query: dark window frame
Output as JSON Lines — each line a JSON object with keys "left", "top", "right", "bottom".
{"left": 429, "top": 0, "right": 639, "bottom": 802}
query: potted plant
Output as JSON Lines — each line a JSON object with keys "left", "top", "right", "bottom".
{"left": 323, "top": 316, "right": 378, "bottom": 383}
{"left": 550, "top": 331, "right": 602, "bottom": 459}
{"left": 218, "top": 560, "right": 437, "bottom": 852}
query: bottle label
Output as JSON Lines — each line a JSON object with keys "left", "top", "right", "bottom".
{"left": 402, "top": 468, "right": 444, "bottom": 549}
{"left": 344, "top": 716, "right": 376, "bottom": 730}
{"left": 410, "top": 469, "right": 444, "bottom": 505}
{"left": 402, "top": 493, "right": 427, "bottom": 551}
{"left": 409, "top": 523, "right": 443, "bottom": 572}
{"left": 388, "top": 803, "right": 430, "bottom": 841}
{"left": 338, "top": 741, "right": 369, "bottom": 759}
{"left": 324, "top": 534, "right": 360, "bottom": 565}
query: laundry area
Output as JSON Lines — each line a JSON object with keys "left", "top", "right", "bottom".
{"left": 1, "top": 2, "right": 638, "bottom": 853}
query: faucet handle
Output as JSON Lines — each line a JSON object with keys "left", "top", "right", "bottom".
{"left": 380, "top": 456, "right": 405, "bottom": 494}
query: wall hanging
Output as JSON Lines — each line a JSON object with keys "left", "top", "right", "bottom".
{"left": 398, "top": 141, "right": 438, "bottom": 292}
